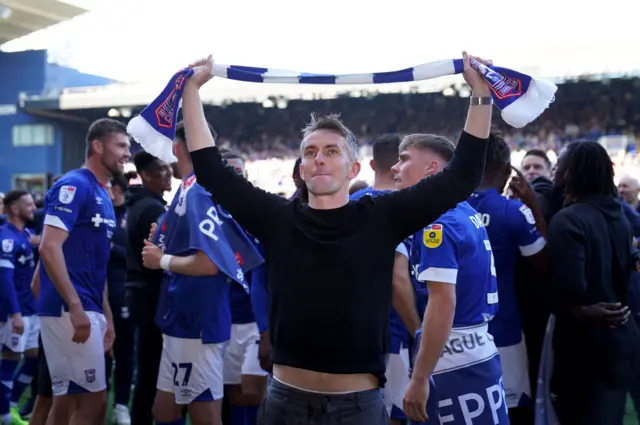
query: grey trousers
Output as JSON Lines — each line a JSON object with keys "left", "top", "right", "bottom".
{"left": 258, "top": 378, "right": 389, "bottom": 425}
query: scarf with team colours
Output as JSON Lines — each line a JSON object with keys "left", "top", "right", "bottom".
{"left": 128, "top": 57, "right": 557, "bottom": 164}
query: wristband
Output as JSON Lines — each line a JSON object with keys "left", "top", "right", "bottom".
{"left": 160, "top": 254, "right": 173, "bottom": 271}
{"left": 470, "top": 96, "right": 493, "bottom": 106}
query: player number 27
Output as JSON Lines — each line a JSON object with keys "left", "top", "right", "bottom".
{"left": 171, "top": 362, "right": 193, "bottom": 387}
{"left": 484, "top": 240, "right": 496, "bottom": 277}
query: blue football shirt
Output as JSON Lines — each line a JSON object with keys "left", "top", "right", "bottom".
{"left": 467, "top": 189, "right": 545, "bottom": 346}
{"left": 410, "top": 201, "right": 498, "bottom": 327}
{"left": 0, "top": 223, "right": 36, "bottom": 319}
{"left": 38, "top": 169, "right": 115, "bottom": 316}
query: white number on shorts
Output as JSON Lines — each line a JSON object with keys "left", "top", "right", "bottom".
{"left": 171, "top": 362, "right": 193, "bottom": 386}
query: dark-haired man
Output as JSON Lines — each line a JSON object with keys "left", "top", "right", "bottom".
{"left": 549, "top": 141, "right": 640, "bottom": 425}
{"left": 0, "top": 190, "right": 37, "bottom": 425}
{"left": 467, "top": 131, "right": 547, "bottom": 424}
{"left": 38, "top": 118, "right": 128, "bottom": 424}
{"left": 106, "top": 175, "right": 133, "bottom": 425}
{"left": 520, "top": 149, "right": 551, "bottom": 183}
{"left": 125, "top": 150, "right": 173, "bottom": 425}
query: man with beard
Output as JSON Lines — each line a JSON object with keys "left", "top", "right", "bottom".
{"left": 37, "top": 118, "right": 128, "bottom": 424}
{"left": 0, "top": 190, "right": 37, "bottom": 425}
{"left": 124, "top": 151, "right": 173, "bottom": 425}
{"left": 549, "top": 141, "right": 640, "bottom": 425}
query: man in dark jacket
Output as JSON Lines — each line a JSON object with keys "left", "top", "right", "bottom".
{"left": 106, "top": 175, "right": 134, "bottom": 425}
{"left": 548, "top": 141, "right": 640, "bottom": 425}
{"left": 124, "top": 151, "right": 173, "bottom": 425}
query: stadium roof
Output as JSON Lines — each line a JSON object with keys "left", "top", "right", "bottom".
{"left": 0, "top": 0, "right": 87, "bottom": 45}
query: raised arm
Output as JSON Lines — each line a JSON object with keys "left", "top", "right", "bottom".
{"left": 180, "top": 57, "right": 286, "bottom": 238}
{"left": 380, "top": 53, "right": 492, "bottom": 241}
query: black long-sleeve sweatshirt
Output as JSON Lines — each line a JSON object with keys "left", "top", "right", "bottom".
{"left": 549, "top": 195, "right": 640, "bottom": 367}
{"left": 190, "top": 131, "right": 487, "bottom": 381}
{"left": 125, "top": 186, "right": 166, "bottom": 288}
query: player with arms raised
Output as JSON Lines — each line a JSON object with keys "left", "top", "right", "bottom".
{"left": 37, "top": 119, "right": 130, "bottom": 425}
{"left": 467, "top": 130, "right": 547, "bottom": 423}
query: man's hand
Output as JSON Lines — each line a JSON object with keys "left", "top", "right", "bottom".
{"left": 11, "top": 313, "right": 24, "bottom": 335}
{"left": 462, "top": 51, "right": 492, "bottom": 96}
{"left": 142, "top": 239, "right": 163, "bottom": 270}
{"left": 571, "top": 302, "right": 630, "bottom": 327}
{"left": 69, "top": 303, "right": 91, "bottom": 343}
{"left": 509, "top": 166, "right": 538, "bottom": 208}
{"left": 148, "top": 223, "right": 157, "bottom": 242}
{"left": 186, "top": 55, "right": 214, "bottom": 89}
{"left": 258, "top": 331, "right": 273, "bottom": 373}
{"left": 104, "top": 316, "right": 116, "bottom": 356}
{"left": 403, "top": 376, "right": 430, "bottom": 423}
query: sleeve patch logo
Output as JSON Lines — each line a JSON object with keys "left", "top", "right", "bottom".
{"left": 423, "top": 224, "right": 443, "bottom": 249}
{"left": 2, "top": 239, "right": 13, "bottom": 253}
{"left": 58, "top": 185, "right": 77, "bottom": 205}
{"left": 519, "top": 205, "right": 536, "bottom": 225}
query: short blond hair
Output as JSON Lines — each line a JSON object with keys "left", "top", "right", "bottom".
{"left": 399, "top": 133, "right": 455, "bottom": 162}
{"left": 301, "top": 113, "right": 360, "bottom": 162}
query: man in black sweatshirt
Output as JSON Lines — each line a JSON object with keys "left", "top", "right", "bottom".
{"left": 179, "top": 52, "right": 491, "bottom": 425}
{"left": 124, "top": 151, "right": 173, "bottom": 425}
{"left": 548, "top": 141, "right": 640, "bottom": 425}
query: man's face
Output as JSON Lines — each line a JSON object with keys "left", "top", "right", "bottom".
{"left": 142, "top": 160, "right": 173, "bottom": 192}
{"left": 12, "top": 194, "right": 36, "bottom": 222}
{"left": 391, "top": 147, "right": 441, "bottom": 190}
{"left": 521, "top": 154, "right": 550, "bottom": 182}
{"left": 98, "top": 133, "right": 131, "bottom": 176}
{"left": 300, "top": 130, "right": 359, "bottom": 196}
{"left": 618, "top": 177, "right": 640, "bottom": 204}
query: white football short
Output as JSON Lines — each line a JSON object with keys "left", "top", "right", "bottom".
{"left": 223, "top": 322, "right": 268, "bottom": 385}
{"left": 497, "top": 335, "right": 532, "bottom": 408}
{"left": 157, "top": 334, "right": 226, "bottom": 404}
{"left": 0, "top": 315, "right": 40, "bottom": 353}
{"left": 40, "top": 311, "right": 107, "bottom": 395}
{"left": 383, "top": 346, "right": 410, "bottom": 418}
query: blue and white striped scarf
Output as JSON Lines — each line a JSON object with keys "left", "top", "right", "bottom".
{"left": 128, "top": 57, "right": 557, "bottom": 163}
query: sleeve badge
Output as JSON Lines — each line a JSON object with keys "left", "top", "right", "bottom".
{"left": 423, "top": 224, "right": 443, "bottom": 249}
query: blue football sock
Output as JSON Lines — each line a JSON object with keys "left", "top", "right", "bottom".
{"left": 0, "top": 356, "right": 19, "bottom": 415}
{"left": 10, "top": 356, "right": 37, "bottom": 406}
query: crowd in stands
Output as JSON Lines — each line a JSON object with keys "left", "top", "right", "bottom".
{"left": 202, "top": 76, "right": 640, "bottom": 160}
